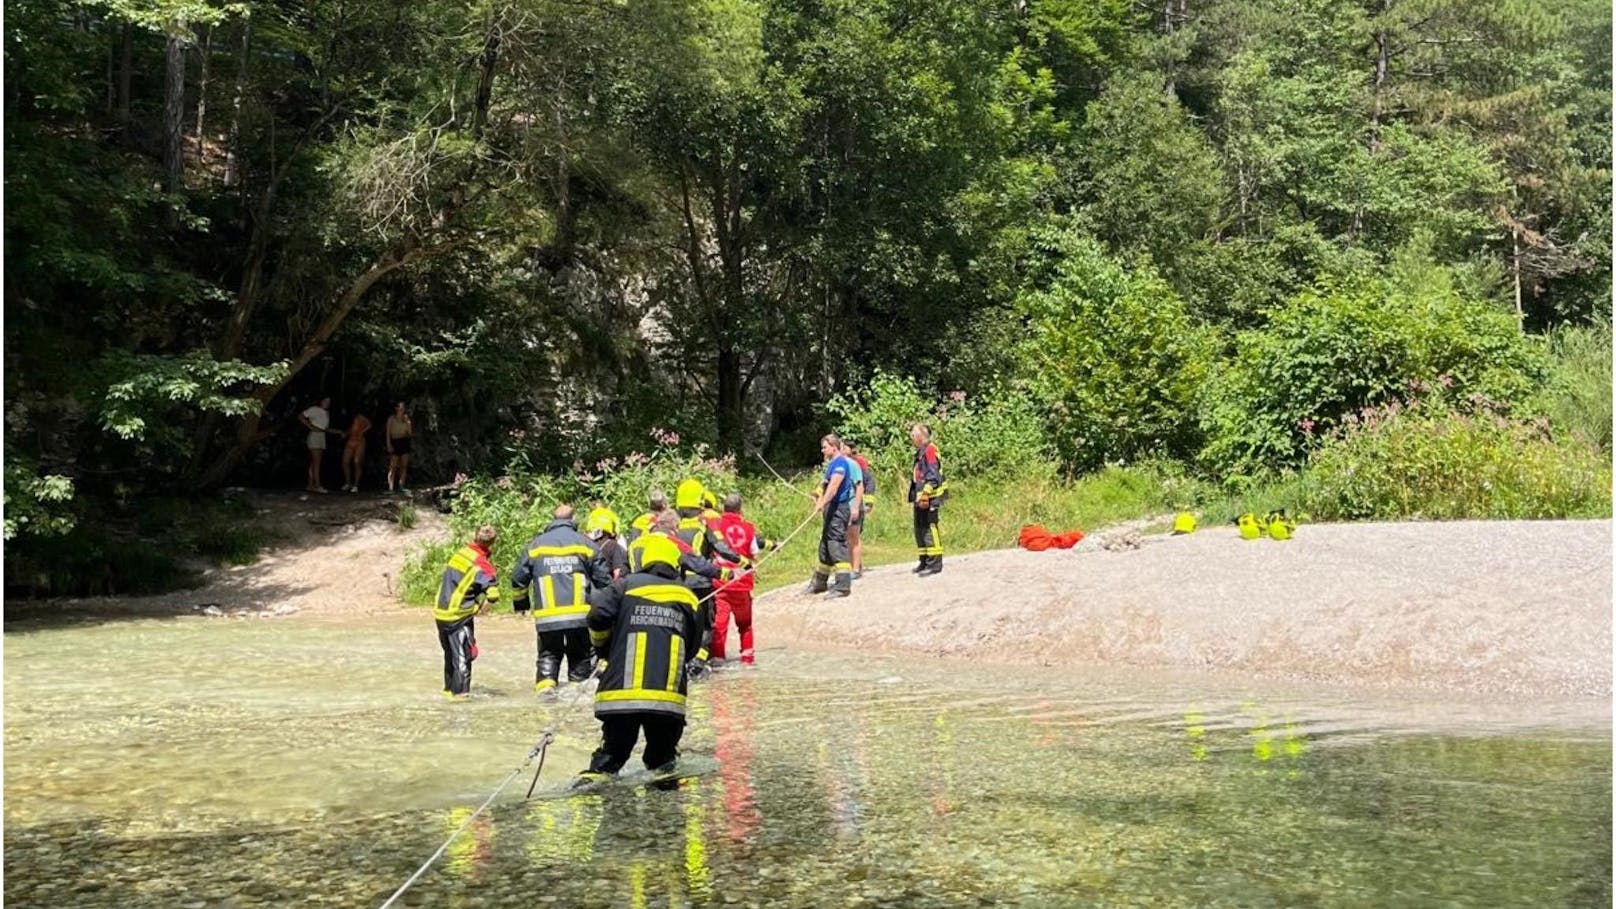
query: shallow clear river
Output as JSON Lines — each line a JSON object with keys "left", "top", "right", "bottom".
{"left": 5, "top": 614, "right": 1610, "bottom": 908}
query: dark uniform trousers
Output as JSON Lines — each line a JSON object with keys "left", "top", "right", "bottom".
{"left": 811, "top": 501, "right": 853, "bottom": 593}
{"left": 587, "top": 714, "right": 687, "bottom": 774}
{"left": 437, "top": 616, "right": 476, "bottom": 695}
{"left": 537, "top": 628, "right": 596, "bottom": 684}
{"left": 913, "top": 500, "right": 943, "bottom": 568}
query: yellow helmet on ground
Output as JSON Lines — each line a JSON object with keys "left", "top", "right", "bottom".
{"left": 675, "top": 478, "right": 705, "bottom": 510}
{"left": 1265, "top": 510, "right": 1295, "bottom": 541}
{"left": 585, "top": 507, "right": 621, "bottom": 538}
{"left": 1237, "top": 513, "right": 1262, "bottom": 540}
{"left": 1172, "top": 512, "right": 1197, "bottom": 535}
{"left": 631, "top": 534, "right": 682, "bottom": 572}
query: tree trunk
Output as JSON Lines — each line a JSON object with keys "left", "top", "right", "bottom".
{"left": 1512, "top": 221, "right": 1524, "bottom": 327}
{"left": 194, "top": 24, "right": 212, "bottom": 165}
{"left": 1370, "top": 28, "right": 1388, "bottom": 152}
{"left": 105, "top": 22, "right": 116, "bottom": 115}
{"left": 197, "top": 240, "right": 428, "bottom": 488}
{"left": 117, "top": 22, "right": 133, "bottom": 126}
{"left": 163, "top": 20, "right": 187, "bottom": 196}
{"left": 716, "top": 345, "right": 743, "bottom": 454}
{"left": 1162, "top": 0, "right": 1176, "bottom": 97}
{"left": 472, "top": 18, "right": 499, "bottom": 138}
{"left": 225, "top": 17, "right": 251, "bottom": 189}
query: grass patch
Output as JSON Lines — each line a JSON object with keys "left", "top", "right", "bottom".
{"left": 400, "top": 460, "right": 1195, "bottom": 604}
{"left": 1539, "top": 322, "right": 1612, "bottom": 451}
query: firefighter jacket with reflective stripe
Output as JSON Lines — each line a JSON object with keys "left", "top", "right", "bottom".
{"left": 674, "top": 509, "right": 742, "bottom": 591}
{"left": 627, "top": 530, "right": 724, "bottom": 584}
{"left": 435, "top": 543, "right": 497, "bottom": 622}
{"left": 713, "top": 513, "right": 764, "bottom": 593}
{"left": 625, "top": 511, "right": 659, "bottom": 545}
{"left": 511, "top": 519, "right": 612, "bottom": 630}
{"left": 587, "top": 566, "right": 702, "bottom": 718}
{"left": 908, "top": 443, "right": 948, "bottom": 503}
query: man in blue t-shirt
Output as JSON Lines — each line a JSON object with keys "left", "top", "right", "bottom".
{"left": 809, "top": 433, "right": 856, "bottom": 597}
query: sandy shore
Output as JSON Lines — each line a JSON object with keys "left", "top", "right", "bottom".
{"left": 761, "top": 520, "right": 1613, "bottom": 698}
{"left": 14, "top": 491, "right": 1608, "bottom": 700}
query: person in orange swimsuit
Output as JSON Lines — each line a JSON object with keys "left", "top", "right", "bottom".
{"left": 341, "top": 408, "right": 372, "bottom": 493}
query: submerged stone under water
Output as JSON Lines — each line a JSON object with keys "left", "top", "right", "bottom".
{"left": 4, "top": 616, "right": 1610, "bottom": 908}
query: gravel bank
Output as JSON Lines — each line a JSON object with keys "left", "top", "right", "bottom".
{"left": 762, "top": 520, "right": 1613, "bottom": 698}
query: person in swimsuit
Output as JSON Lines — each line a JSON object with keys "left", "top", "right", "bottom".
{"left": 341, "top": 408, "right": 372, "bottom": 493}
{"left": 386, "top": 402, "right": 414, "bottom": 495}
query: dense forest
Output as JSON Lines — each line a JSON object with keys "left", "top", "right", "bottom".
{"left": 5, "top": 0, "right": 1611, "bottom": 593}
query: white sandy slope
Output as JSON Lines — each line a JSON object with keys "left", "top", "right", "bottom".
{"left": 761, "top": 520, "right": 1613, "bottom": 698}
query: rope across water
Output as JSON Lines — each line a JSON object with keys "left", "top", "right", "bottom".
{"left": 377, "top": 729, "right": 554, "bottom": 909}
{"left": 377, "top": 502, "right": 820, "bottom": 907}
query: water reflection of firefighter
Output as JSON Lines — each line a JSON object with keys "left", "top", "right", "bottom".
{"left": 816, "top": 717, "right": 870, "bottom": 839}
{"left": 442, "top": 805, "right": 494, "bottom": 880}
{"left": 710, "top": 677, "right": 762, "bottom": 844}
{"left": 590, "top": 782, "right": 715, "bottom": 909}
{"left": 928, "top": 709, "right": 959, "bottom": 818}
{"left": 1183, "top": 703, "right": 1307, "bottom": 777}
{"left": 524, "top": 794, "right": 602, "bottom": 869}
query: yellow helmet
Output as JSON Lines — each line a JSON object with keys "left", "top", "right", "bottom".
{"left": 585, "top": 507, "right": 621, "bottom": 538}
{"left": 674, "top": 478, "right": 705, "bottom": 510}
{"left": 632, "top": 533, "right": 682, "bottom": 572}
{"left": 701, "top": 490, "right": 719, "bottom": 511}
{"left": 1172, "top": 512, "right": 1197, "bottom": 535}
{"left": 1237, "top": 513, "right": 1262, "bottom": 540}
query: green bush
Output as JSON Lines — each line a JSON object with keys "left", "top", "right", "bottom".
{"left": 1537, "top": 322, "right": 1612, "bottom": 451}
{"left": 1014, "top": 231, "right": 1214, "bottom": 470}
{"left": 1301, "top": 401, "right": 1612, "bottom": 521}
{"left": 1198, "top": 258, "right": 1550, "bottom": 480}
{"left": 826, "top": 371, "right": 1055, "bottom": 492}
{"left": 401, "top": 439, "right": 745, "bottom": 605}
{"left": 2, "top": 459, "right": 76, "bottom": 541}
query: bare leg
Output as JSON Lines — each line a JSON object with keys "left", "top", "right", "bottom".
{"left": 387, "top": 454, "right": 398, "bottom": 491}
{"left": 399, "top": 454, "right": 410, "bottom": 491}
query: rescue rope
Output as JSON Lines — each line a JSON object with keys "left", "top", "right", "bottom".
{"left": 691, "top": 503, "right": 820, "bottom": 614}
{"left": 378, "top": 728, "right": 555, "bottom": 909}
{"left": 752, "top": 451, "right": 815, "bottom": 502}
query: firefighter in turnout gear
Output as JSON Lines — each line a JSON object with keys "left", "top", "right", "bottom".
{"left": 673, "top": 479, "right": 746, "bottom": 667}
{"left": 512, "top": 504, "right": 613, "bottom": 696}
{"left": 810, "top": 434, "right": 856, "bottom": 597}
{"left": 909, "top": 423, "right": 947, "bottom": 575}
{"left": 625, "top": 488, "right": 669, "bottom": 545}
{"left": 586, "top": 506, "right": 630, "bottom": 581}
{"left": 630, "top": 509, "right": 733, "bottom": 681}
{"left": 434, "top": 525, "right": 500, "bottom": 698}
{"left": 577, "top": 534, "right": 705, "bottom": 783}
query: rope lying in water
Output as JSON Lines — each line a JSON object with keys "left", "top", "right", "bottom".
{"left": 379, "top": 507, "right": 819, "bottom": 906}
{"left": 378, "top": 728, "right": 554, "bottom": 909}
